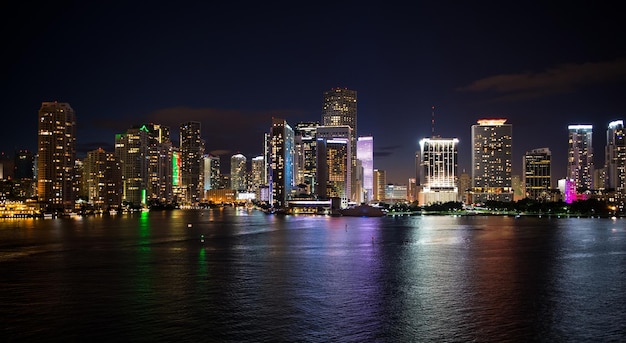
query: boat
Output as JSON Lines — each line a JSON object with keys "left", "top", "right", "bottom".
{"left": 340, "top": 204, "right": 386, "bottom": 217}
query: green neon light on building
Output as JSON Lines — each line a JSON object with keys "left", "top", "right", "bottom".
{"left": 172, "top": 152, "right": 180, "bottom": 186}
{"left": 142, "top": 189, "right": 147, "bottom": 206}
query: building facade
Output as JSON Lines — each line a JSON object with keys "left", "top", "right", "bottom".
{"left": 471, "top": 119, "right": 513, "bottom": 203}
{"left": 180, "top": 121, "right": 204, "bottom": 205}
{"left": 418, "top": 137, "right": 459, "bottom": 205}
{"left": 322, "top": 88, "right": 357, "bottom": 201}
{"left": 230, "top": 153, "right": 247, "bottom": 192}
{"left": 270, "top": 118, "right": 295, "bottom": 208}
{"left": 357, "top": 136, "right": 374, "bottom": 203}
{"left": 37, "top": 102, "right": 76, "bottom": 211}
{"left": 605, "top": 120, "right": 626, "bottom": 205}
{"left": 294, "top": 122, "right": 318, "bottom": 194}
{"left": 523, "top": 148, "right": 551, "bottom": 201}
{"left": 567, "top": 124, "right": 594, "bottom": 191}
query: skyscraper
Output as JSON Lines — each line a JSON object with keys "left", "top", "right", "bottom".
{"left": 294, "top": 122, "right": 318, "bottom": 194}
{"left": 418, "top": 137, "right": 459, "bottom": 205}
{"left": 251, "top": 155, "right": 265, "bottom": 192}
{"left": 180, "top": 121, "right": 204, "bottom": 205}
{"left": 373, "top": 169, "right": 386, "bottom": 202}
{"left": 316, "top": 138, "right": 350, "bottom": 200}
{"left": 37, "top": 102, "right": 76, "bottom": 211}
{"left": 317, "top": 126, "right": 353, "bottom": 201}
{"left": 230, "top": 153, "right": 247, "bottom": 192}
{"left": 322, "top": 88, "right": 357, "bottom": 201}
{"left": 568, "top": 124, "right": 594, "bottom": 191}
{"left": 115, "top": 126, "right": 149, "bottom": 207}
{"left": 357, "top": 136, "right": 374, "bottom": 203}
{"left": 82, "top": 147, "right": 121, "bottom": 210}
{"left": 270, "top": 117, "right": 295, "bottom": 208}
{"left": 471, "top": 119, "right": 513, "bottom": 203}
{"left": 524, "top": 148, "right": 551, "bottom": 201}
{"left": 605, "top": 120, "right": 625, "bottom": 201}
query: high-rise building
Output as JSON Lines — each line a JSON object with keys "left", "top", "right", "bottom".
{"left": 203, "top": 154, "right": 221, "bottom": 193}
{"left": 458, "top": 172, "right": 471, "bottom": 204}
{"left": 270, "top": 117, "right": 295, "bottom": 208}
{"left": 471, "top": 119, "right": 513, "bottom": 203}
{"left": 37, "top": 102, "right": 76, "bottom": 211}
{"left": 82, "top": 147, "right": 121, "bottom": 210}
{"left": 230, "top": 153, "right": 247, "bottom": 192}
{"left": 418, "top": 137, "right": 459, "bottom": 205}
{"left": 14, "top": 150, "right": 34, "bottom": 180}
{"left": 605, "top": 120, "right": 625, "bottom": 202}
{"left": 115, "top": 126, "right": 149, "bottom": 207}
{"left": 357, "top": 136, "right": 374, "bottom": 203}
{"left": 251, "top": 156, "right": 265, "bottom": 191}
{"left": 373, "top": 169, "right": 386, "bottom": 202}
{"left": 294, "top": 122, "right": 318, "bottom": 194}
{"left": 316, "top": 138, "right": 350, "bottom": 201}
{"left": 180, "top": 121, "right": 204, "bottom": 205}
{"left": 567, "top": 124, "right": 594, "bottom": 191}
{"left": 524, "top": 148, "right": 551, "bottom": 201}
{"left": 317, "top": 126, "right": 353, "bottom": 201}
{"left": 322, "top": 88, "right": 357, "bottom": 201}
{"left": 145, "top": 124, "right": 173, "bottom": 205}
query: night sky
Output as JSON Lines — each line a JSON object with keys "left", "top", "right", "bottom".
{"left": 2, "top": 1, "right": 625, "bottom": 184}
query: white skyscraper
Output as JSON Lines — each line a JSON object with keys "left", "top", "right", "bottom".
{"left": 418, "top": 137, "right": 459, "bottom": 205}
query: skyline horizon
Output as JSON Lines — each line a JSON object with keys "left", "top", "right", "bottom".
{"left": 1, "top": 98, "right": 622, "bottom": 188}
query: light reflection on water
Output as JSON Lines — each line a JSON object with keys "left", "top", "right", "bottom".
{"left": 0, "top": 210, "right": 625, "bottom": 341}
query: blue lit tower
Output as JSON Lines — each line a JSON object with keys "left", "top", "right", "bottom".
{"left": 270, "top": 117, "right": 295, "bottom": 208}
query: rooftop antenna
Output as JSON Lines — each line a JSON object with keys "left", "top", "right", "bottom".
{"left": 431, "top": 105, "right": 435, "bottom": 137}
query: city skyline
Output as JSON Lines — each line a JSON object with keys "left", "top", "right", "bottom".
{"left": 2, "top": 2, "right": 625, "bottom": 184}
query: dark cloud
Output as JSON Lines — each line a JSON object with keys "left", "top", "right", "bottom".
{"left": 458, "top": 59, "right": 626, "bottom": 102}
{"left": 374, "top": 145, "right": 402, "bottom": 158}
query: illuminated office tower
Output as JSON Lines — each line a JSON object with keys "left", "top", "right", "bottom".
{"left": 523, "top": 148, "right": 551, "bottom": 201}
{"left": 270, "top": 117, "right": 295, "bottom": 208}
{"left": 230, "top": 153, "right": 247, "bottom": 192}
{"left": 567, "top": 124, "right": 594, "bottom": 191}
{"left": 180, "top": 121, "right": 204, "bottom": 205}
{"left": 317, "top": 125, "right": 353, "bottom": 200}
{"left": 373, "top": 169, "right": 386, "bottom": 202}
{"left": 115, "top": 126, "right": 149, "bottom": 207}
{"left": 294, "top": 122, "right": 318, "bottom": 194}
{"left": 251, "top": 156, "right": 265, "bottom": 191}
{"left": 82, "top": 147, "right": 121, "bottom": 210}
{"left": 145, "top": 124, "right": 173, "bottom": 205}
{"left": 605, "top": 120, "right": 625, "bottom": 201}
{"left": 322, "top": 88, "right": 357, "bottom": 201}
{"left": 316, "top": 137, "right": 350, "bottom": 201}
{"left": 471, "top": 119, "right": 513, "bottom": 203}
{"left": 418, "top": 137, "right": 459, "bottom": 205}
{"left": 357, "top": 136, "right": 373, "bottom": 203}
{"left": 203, "top": 154, "right": 221, "bottom": 192}
{"left": 37, "top": 101, "right": 76, "bottom": 211}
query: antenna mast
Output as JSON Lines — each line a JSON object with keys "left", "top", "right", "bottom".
{"left": 431, "top": 105, "right": 435, "bottom": 137}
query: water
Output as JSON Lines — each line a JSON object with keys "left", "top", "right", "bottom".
{"left": 1, "top": 209, "right": 625, "bottom": 342}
